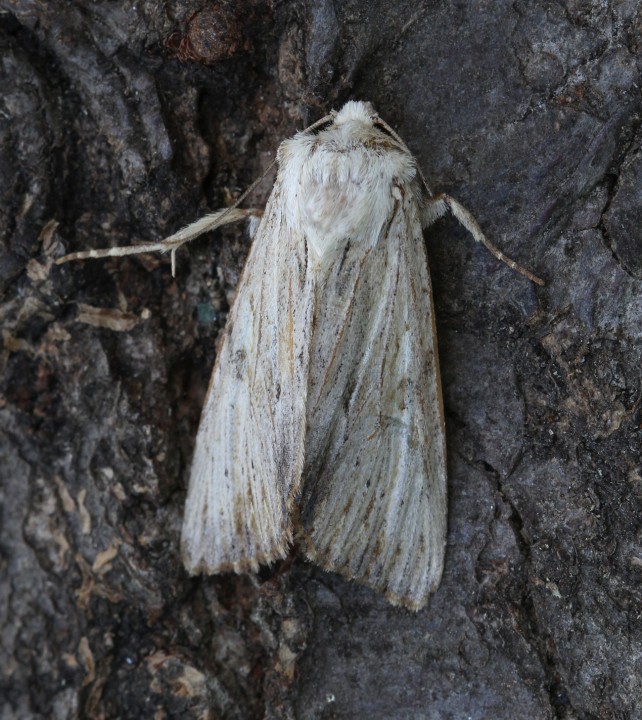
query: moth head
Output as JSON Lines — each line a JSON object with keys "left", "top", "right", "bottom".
{"left": 333, "top": 101, "right": 376, "bottom": 126}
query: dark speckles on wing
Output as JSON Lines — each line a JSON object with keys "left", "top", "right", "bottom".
{"left": 298, "top": 177, "right": 446, "bottom": 610}
{"left": 181, "top": 178, "right": 311, "bottom": 578}
{"left": 337, "top": 240, "right": 352, "bottom": 274}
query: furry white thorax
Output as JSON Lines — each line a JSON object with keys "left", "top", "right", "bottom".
{"left": 277, "top": 101, "right": 419, "bottom": 265}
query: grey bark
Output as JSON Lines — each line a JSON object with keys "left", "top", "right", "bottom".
{"left": 1, "top": 1, "right": 641, "bottom": 718}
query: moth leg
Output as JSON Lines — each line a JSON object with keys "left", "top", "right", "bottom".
{"left": 422, "top": 193, "right": 544, "bottom": 286}
{"left": 56, "top": 208, "right": 263, "bottom": 271}
{"left": 246, "top": 211, "right": 264, "bottom": 240}
{"left": 161, "top": 208, "right": 263, "bottom": 248}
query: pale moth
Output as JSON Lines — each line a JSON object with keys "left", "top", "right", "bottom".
{"left": 58, "top": 101, "right": 543, "bottom": 610}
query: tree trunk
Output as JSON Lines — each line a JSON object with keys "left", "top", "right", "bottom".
{"left": 1, "top": 1, "right": 641, "bottom": 718}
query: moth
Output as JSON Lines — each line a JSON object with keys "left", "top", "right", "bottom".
{"left": 58, "top": 101, "right": 543, "bottom": 610}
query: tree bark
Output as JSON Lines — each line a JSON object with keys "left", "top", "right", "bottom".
{"left": 1, "top": 1, "right": 641, "bottom": 718}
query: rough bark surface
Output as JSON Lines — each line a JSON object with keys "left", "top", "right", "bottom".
{"left": 1, "top": 1, "right": 641, "bottom": 719}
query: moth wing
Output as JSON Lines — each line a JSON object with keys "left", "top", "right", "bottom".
{"left": 300, "top": 194, "right": 446, "bottom": 609}
{"left": 182, "top": 188, "right": 312, "bottom": 574}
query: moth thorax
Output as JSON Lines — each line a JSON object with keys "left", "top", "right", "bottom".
{"left": 300, "top": 176, "right": 393, "bottom": 263}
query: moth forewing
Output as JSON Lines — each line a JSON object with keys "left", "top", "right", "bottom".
{"left": 180, "top": 192, "right": 314, "bottom": 575}
{"left": 57, "top": 100, "right": 542, "bottom": 610}
{"left": 297, "top": 157, "right": 446, "bottom": 608}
